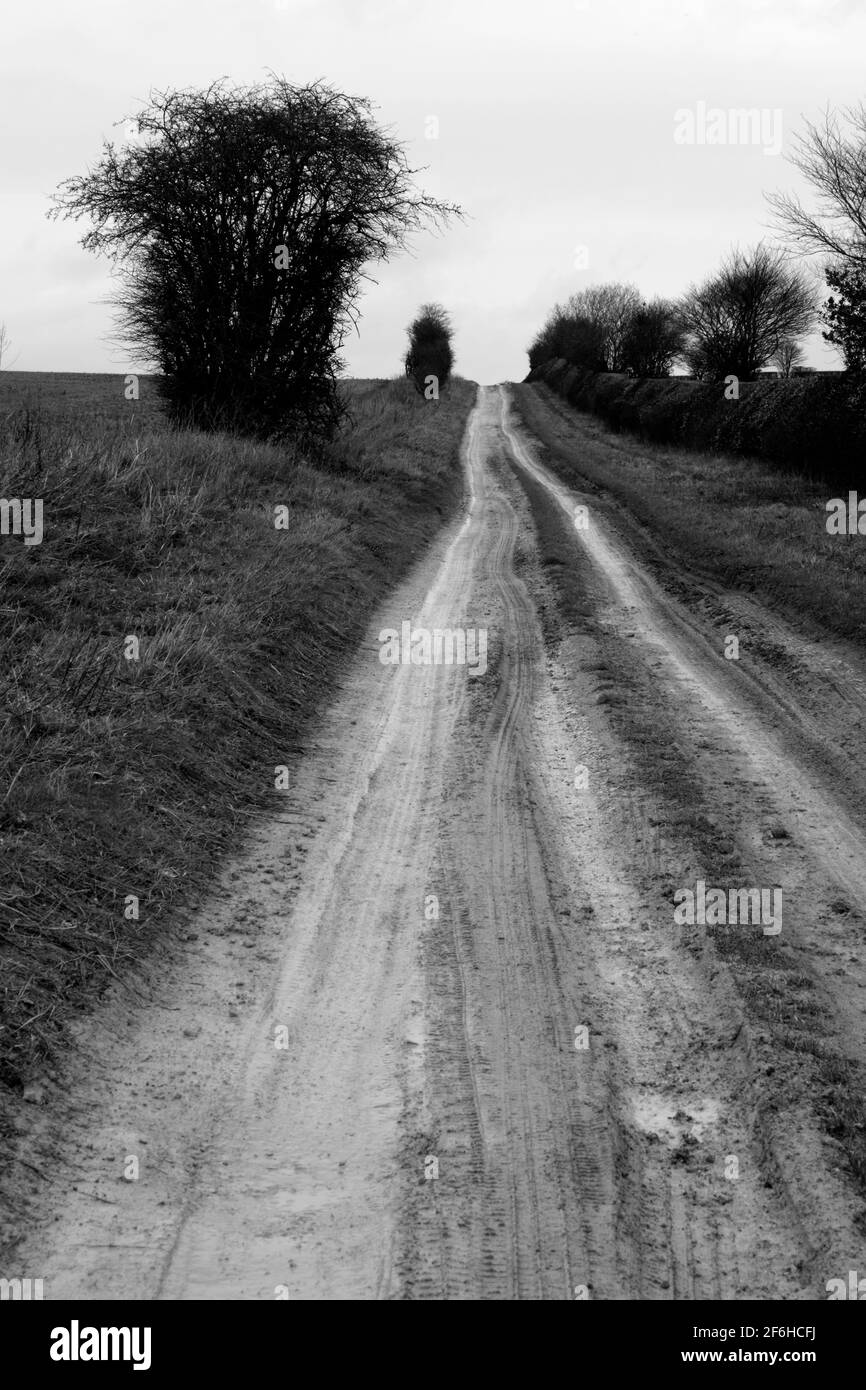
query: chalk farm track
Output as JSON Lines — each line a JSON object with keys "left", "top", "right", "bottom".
{"left": 13, "top": 384, "right": 866, "bottom": 1299}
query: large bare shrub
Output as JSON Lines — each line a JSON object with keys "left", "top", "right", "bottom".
{"left": 52, "top": 78, "right": 460, "bottom": 442}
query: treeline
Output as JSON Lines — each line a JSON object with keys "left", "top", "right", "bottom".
{"left": 529, "top": 102, "right": 866, "bottom": 386}
{"left": 528, "top": 249, "right": 815, "bottom": 383}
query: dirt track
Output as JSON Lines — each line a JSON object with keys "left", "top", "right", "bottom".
{"left": 12, "top": 384, "right": 866, "bottom": 1299}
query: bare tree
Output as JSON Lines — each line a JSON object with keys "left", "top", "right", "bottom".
{"left": 527, "top": 305, "right": 605, "bottom": 372}
{"left": 681, "top": 245, "right": 815, "bottom": 381}
{"left": 766, "top": 105, "right": 866, "bottom": 376}
{"left": 681, "top": 340, "right": 711, "bottom": 380}
{"left": 620, "top": 298, "right": 686, "bottom": 377}
{"left": 565, "top": 282, "right": 641, "bottom": 372}
{"left": 527, "top": 282, "right": 640, "bottom": 374}
{"left": 766, "top": 104, "right": 866, "bottom": 268}
{"left": 772, "top": 338, "right": 806, "bottom": 377}
{"left": 51, "top": 78, "right": 461, "bottom": 442}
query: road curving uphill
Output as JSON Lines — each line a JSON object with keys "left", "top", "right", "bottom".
{"left": 12, "top": 385, "right": 866, "bottom": 1299}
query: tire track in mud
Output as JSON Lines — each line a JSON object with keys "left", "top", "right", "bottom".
{"left": 398, "top": 386, "right": 815, "bottom": 1300}
{"left": 414, "top": 407, "right": 604, "bottom": 1299}
{"left": 398, "top": 388, "right": 608, "bottom": 1299}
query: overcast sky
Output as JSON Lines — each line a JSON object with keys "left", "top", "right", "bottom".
{"left": 3, "top": 0, "right": 865, "bottom": 382}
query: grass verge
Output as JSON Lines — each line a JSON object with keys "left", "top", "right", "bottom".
{"left": 512, "top": 380, "right": 866, "bottom": 648}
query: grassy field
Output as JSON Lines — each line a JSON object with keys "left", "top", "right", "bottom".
{"left": 0, "top": 370, "right": 391, "bottom": 423}
{"left": 0, "top": 371, "right": 475, "bottom": 1134}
